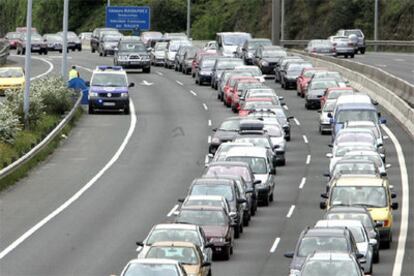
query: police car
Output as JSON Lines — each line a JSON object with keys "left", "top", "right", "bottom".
{"left": 88, "top": 66, "right": 134, "bottom": 114}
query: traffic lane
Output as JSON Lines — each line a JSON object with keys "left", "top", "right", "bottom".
{"left": 0, "top": 70, "right": 211, "bottom": 275}
{"left": 157, "top": 70, "right": 312, "bottom": 275}
{"left": 3, "top": 52, "right": 52, "bottom": 79}
{"left": 353, "top": 52, "right": 414, "bottom": 84}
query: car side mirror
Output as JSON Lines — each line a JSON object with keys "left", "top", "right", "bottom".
{"left": 327, "top": 112, "right": 332, "bottom": 118}
{"left": 270, "top": 168, "right": 276, "bottom": 175}
{"left": 273, "top": 145, "right": 280, "bottom": 150}
{"left": 85, "top": 81, "right": 90, "bottom": 87}
{"left": 205, "top": 242, "right": 214, "bottom": 249}
{"left": 128, "top": 82, "right": 135, "bottom": 88}
{"left": 253, "top": 180, "right": 261, "bottom": 186}
{"left": 178, "top": 198, "right": 185, "bottom": 203}
{"left": 136, "top": 241, "right": 144, "bottom": 247}
{"left": 321, "top": 193, "right": 328, "bottom": 199}
{"left": 212, "top": 128, "right": 217, "bottom": 132}
{"left": 278, "top": 96, "right": 284, "bottom": 101}
{"left": 237, "top": 198, "right": 247, "bottom": 204}
{"left": 320, "top": 201, "right": 327, "bottom": 209}
{"left": 328, "top": 144, "right": 333, "bottom": 148}
{"left": 391, "top": 202, "right": 399, "bottom": 210}
{"left": 287, "top": 116, "right": 294, "bottom": 120}
{"left": 369, "top": 238, "right": 378, "bottom": 246}
{"left": 380, "top": 172, "right": 387, "bottom": 177}
{"left": 284, "top": 252, "right": 294, "bottom": 258}
{"left": 202, "top": 261, "right": 211, "bottom": 267}
{"left": 147, "top": 47, "right": 152, "bottom": 52}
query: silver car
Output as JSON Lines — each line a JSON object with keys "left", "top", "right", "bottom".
{"left": 336, "top": 29, "right": 366, "bottom": 54}
{"left": 329, "top": 35, "right": 355, "bottom": 58}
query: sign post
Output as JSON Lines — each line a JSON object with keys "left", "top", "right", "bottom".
{"left": 106, "top": 6, "right": 150, "bottom": 31}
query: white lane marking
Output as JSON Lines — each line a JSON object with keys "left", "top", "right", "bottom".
{"left": 283, "top": 105, "right": 289, "bottom": 110}
{"left": 394, "top": 58, "right": 404, "bottom": 62}
{"left": 167, "top": 204, "right": 179, "bottom": 217}
{"left": 208, "top": 120, "right": 212, "bottom": 126}
{"left": 303, "top": 135, "right": 309, "bottom": 144}
{"left": 140, "top": 80, "right": 154, "bottom": 86}
{"left": 306, "top": 155, "right": 311, "bottom": 165}
{"left": 0, "top": 101, "right": 137, "bottom": 260}
{"left": 382, "top": 125, "right": 409, "bottom": 276}
{"left": 270, "top": 237, "right": 281, "bottom": 253}
{"left": 293, "top": 118, "right": 301, "bottom": 126}
{"left": 190, "top": 90, "right": 197, "bottom": 96}
{"left": 203, "top": 103, "right": 208, "bottom": 111}
{"left": 204, "top": 154, "right": 209, "bottom": 165}
{"left": 375, "top": 64, "right": 387, "bottom": 68}
{"left": 286, "top": 205, "right": 296, "bottom": 218}
{"left": 75, "top": 64, "right": 93, "bottom": 73}
{"left": 156, "top": 71, "right": 163, "bottom": 76}
{"left": 208, "top": 136, "right": 211, "bottom": 144}
{"left": 299, "top": 177, "right": 306, "bottom": 189}
{"left": 11, "top": 54, "right": 54, "bottom": 81}
{"left": 176, "top": 80, "right": 183, "bottom": 86}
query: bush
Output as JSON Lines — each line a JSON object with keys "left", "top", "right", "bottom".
{"left": 0, "top": 103, "right": 21, "bottom": 144}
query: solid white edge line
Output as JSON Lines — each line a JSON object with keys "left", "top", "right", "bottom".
{"left": 176, "top": 80, "right": 183, "bottom": 86}
{"left": 208, "top": 120, "right": 212, "bottom": 126}
{"left": 167, "top": 204, "right": 179, "bottom": 217}
{"left": 283, "top": 105, "right": 289, "bottom": 110}
{"left": 0, "top": 100, "right": 137, "bottom": 260}
{"left": 208, "top": 136, "right": 211, "bottom": 144}
{"left": 156, "top": 71, "right": 163, "bottom": 76}
{"left": 306, "top": 155, "right": 311, "bottom": 165}
{"left": 299, "top": 177, "right": 306, "bottom": 189}
{"left": 10, "top": 55, "right": 54, "bottom": 81}
{"left": 286, "top": 205, "right": 296, "bottom": 218}
{"left": 381, "top": 125, "right": 409, "bottom": 276}
{"left": 293, "top": 118, "right": 301, "bottom": 126}
{"left": 270, "top": 237, "right": 281, "bottom": 253}
{"left": 204, "top": 154, "right": 209, "bottom": 165}
{"left": 303, "top": 135, "right": 309, "bottom": 144}
{"left": 203, "top": 103, "right": 208, "bottom": 110}
{"left": 75, "top": 65, "right": 93, "bottom": 73}
{"left": 190, "top": 90, "right": 197, "bottom": 96}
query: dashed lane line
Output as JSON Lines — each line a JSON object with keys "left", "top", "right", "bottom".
{"left": 293, "top": 118, "right": 301, "bottom": 126}
{"left": 190, "top": 90, "right": 197, "bottom": 96}
{"left": 306, "top": 155, "right": 311, "bottom": 165}
{"left": 203, "top": 103, "right": 208, "bottom": 111}
{"left": 167, "top": 204, "right": 179, "bottom": 217}
{"left": 299, "top": 177, "right": 306, "bottom": 189}
{"left": 303, "top": 135, "right": 309, "bottom": 144}
{"left": 286, "top": 205, "right": 296, "bottom": 218}
{"left": 269, "top": 237, "right": 281, "bottom": 253}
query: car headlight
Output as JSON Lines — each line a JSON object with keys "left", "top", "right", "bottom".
{"left": 209, "top": 237, "right": 225, "bottom": 243}
{"left": 211, "top": 137, "right": 220, "bottom": 144}
{"left": 121, "top": 92, "right": 128, "bottom": 98}
{"left": 118, "top": 55, "right": 128, "bottom": 61}
{"left": 261, "top": 61, "right": 269, "bottom": 66}
{"left": 89, "top": 92, "right": 98, "bottom": 97}
{"left": 289, "top": 269, "right": 301, "bottom": 276}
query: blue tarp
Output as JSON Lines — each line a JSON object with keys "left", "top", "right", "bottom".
{"left": 68, "top": 77, "right": 89, "bottom": 105}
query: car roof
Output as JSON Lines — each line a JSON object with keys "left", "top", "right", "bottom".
{"left": 127, "top": 258, "right": 181, "bottom": 265}
{"left": 154, "top": 223, "right": 197, "bottom": 230}
{"left": 307, "top": 251, "right": 354, "bottom": 261}
{"left": 208, "top": 161, "right": 250, "bottom": 168}
{"left": 305, "top": 227, "right": 348, "bottom": 237}
{"left": 150, "top": 241, "right": 197, "bottom": 248}
{"left": 336, "top": 102, "right": 376, "bottom": 111}
{"left": 332, "top": 175, "right": 386, "bottom": 186}
{"left": 180, "top": 205, "right": 225, "bottom": 212}
{"left": 315, "top": 219, "right": 364, "bottom": 229}
{"left": 186, "top": 195, "right": 225, "bottom": 201}
{"left": 192, "top": 177, "right": 235, "bottom": 186}
{"left": 225, "top": 146, "right": 268, "bottom": 158}
{"left": 245, "top": 97, "right": 273, "bottom": 102}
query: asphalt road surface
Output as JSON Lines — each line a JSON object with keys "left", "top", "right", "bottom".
{"left": 0, "top": 49, "right": 412, "bottom": 276}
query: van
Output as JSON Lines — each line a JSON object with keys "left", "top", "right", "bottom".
{"left": 216, "top": 32, "right": 252, "bottom": 57}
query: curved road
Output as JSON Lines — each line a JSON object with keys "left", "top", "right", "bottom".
{"left": 0, "top": 50, "right": 412, "bottom": 276}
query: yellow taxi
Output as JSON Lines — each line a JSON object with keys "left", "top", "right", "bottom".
{"left": 0, "top": 67, "right": 25, "bottom": 95}
{"left": 320, "top": 175, "right": 398, "bottom": 248}
{"left": 143, "top": 241, "right": 212, "bottom": 276}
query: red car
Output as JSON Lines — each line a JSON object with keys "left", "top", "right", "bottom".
{"left": 231, "top": 78, "right": 261, "bottom": 113}
{"left": 296, "top": 67, "right": 327, "bottom": 98}
{"left": 5, "top": 32, "right": 21, "bottom": 49}
{"left": 320, "top": 87, "right": 355, "bottom": 108}
{"left": 191, "top": 50, "right": 217, "bottom": 78}
{"left": 223, "top": 76, "right": 251, "bottom": 107}
{"left": 239, "top": 98, "right": 276, "bottom": 117}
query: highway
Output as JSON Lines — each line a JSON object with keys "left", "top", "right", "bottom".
{"left": 0, "top": 50, "right": 413, "bottom": 276}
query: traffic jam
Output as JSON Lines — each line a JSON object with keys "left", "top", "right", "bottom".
{"left": 1, "top": 26, "right": 397, "bottom": 276}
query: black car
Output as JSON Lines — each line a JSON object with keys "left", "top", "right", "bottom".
{"left": 284, "top": 227, "right": 363, "bottom": 275}
{"left": 280, "top": 61, "right": 313, "bottom": 89}
{"left": 114, "top": 39, "right": 150, "bottom": 72}
{"left": 174, "top": 45, "right": 193, "bottom": 72}
{"left": 182, "top": 47, "right": 197, "bottom": 75}
{"left": 324, "top": 205, "right": 380, "bottom": 263}
{"left": 90, "top": 27, "right": 119, "bottom": 53}
{"left": 254, "top": 45, "right": 287, "bottom": 75}
{"left": 209, "top": 117, "right": 243, "bottom": 154}
{"left": 187, "top": 178, "right": 246, "bottom": 239}
{"left": 305, "top": 78, "right": 338, "bottom": 109}
{"left": 240, "top": 38, "right": 272, "bottom": 65}
{"left": 274, "top": 56, "right": 304, "bottom": 83}
{"left": 195, "top": 57, "right": 218, "bottom": 85}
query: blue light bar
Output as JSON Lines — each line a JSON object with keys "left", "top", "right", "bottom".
{"left": 96, "top": 66, "right": 123, "bottom": 71}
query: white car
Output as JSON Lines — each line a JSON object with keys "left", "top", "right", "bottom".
{"left": 343, "top": 150, "right": 390, "bottom": 176}
{"left": 327, "top": 143, "right": 378, "bottom": 173}
{"left": 319, "top": 99, "right": 336, "bottom": 134}
{"left": 118, "top": 258, "right": 187, "bottom": 276}
{"left": 234, "top": 65, "right": 265, "bottom": 82}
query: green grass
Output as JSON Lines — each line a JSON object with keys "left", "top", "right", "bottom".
{"left": 0, "top": 107, "right": 83, "bottom": 191}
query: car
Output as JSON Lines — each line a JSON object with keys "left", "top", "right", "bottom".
{"left": 140, "top": 31, "right": 163, "bottom": 47}
{"left": 203, "top": 161, "right": 260, "bottom": 216}
{"left": 175, "top": 205, "right": 234, "bottom": 260}
{"left": 318, "top": 99, "right": 336, "bottom": 134}
{"left": 224, "top": 146, "right": 276, "bottom": 206}
{"left": 209, "top": 117, "right": 243, "bottom": 154}
{"left": 165, "top": 40, "right": 192, "bottom": 69}
{"left": 334, "top": 129, "right": 379, "bottom": 149}
{"left": 238, "top": 98, "right": 279, "bottom": 117}
{"left": 284, "top": 227, "right": 363, "bottom": 275}
{"left": 309, "top": 71, "right": 349, "bottom": 87}
{"left": 182, "top": 47, "right": 198, "bottom": 74}
{"left": 0, "top": 67, "right": 25, "bottom": 96}
{"left": 16, "top": 32, "right": 48, "bottom": 55}
{"left": 299, "top": 252, "right": 364, "bottom": 276}
{"left": 336, "top": 29, "right": 366, "bottom": 54}
{"left": 216, "top": 32, "right": 252, "bottom": 57}
{"left": 136, "top": 223, "right": 213, "bottom": 263}
{"left": 296, "top": 67, "right": 328, "bottom": 97}
{"left": 179, "top": 195, "right": 231, "bottom": 217}
{"left": 329, "top": 35, "right": 356, "bottom": 58}
{"left": 219, "top": 71, "right": 254, "bottom": 100}
{"left": 274, "top": 56, "right": 304, "bottom": 83}
{"left": 163, "top": 32, "right": 188, "bottom": 40}
{"left": 324, "top": 206, "right": 381, "bottom": 262}
{"left": 248, "top": 109, "right": 293, "bottom": 141}
{"left": 280, "top": 61, "right": 313, "bottom": 89}
{"left": 186, "top": 178, "right": 246, "bottom": 239}
{"left": 5, "top": 32, "right": 21, "bottom": 49}
{"left": 320, "top": 87, "right": 354, "bottom": 108}
{"left": 90, "top": 27, "right": 119, "bottom": 53}
{"left": 56, "top": 31, "right": 81, "bottom": 51}
{"left": 211, "top": 58, "right": 244, "bottom": 89}
{"left": 320, "top": 175, "right": 398, "bottom": 248}
{"left": 262, "top": 123, "right": 286, "bottom": 165}
{"left": 203, "top": 40, "right": 218, "bottom": 52}
{"left": 98, "top": 33, "right": 123, "bottom": 56}
{"left": 113, "top": 39, "right": 150, "bottom": 72}
{"left": 195, "top": 57, "right": 218, "bottom": 85}
{"left": 208, "top": 142, "right": 254, "bottom": 164}
{"left": 229, "top": 78, "right": 262, "bottom": 112}
{"left": 43, "top": 34, "right": 63, "bottom": 52}
{"left": 78, "top": 32, "right": 92, "bottom": 41}
{"left": 343, "top": 150, "right": 390, "bottom": 177}
{"left": 174, "top": 46, "right": 193, "bottom": 72}
{"left": 150, "top": 41, "right": 168, "bottom": 66}
{"left": 143, "top": 241, "right": 211, "bottom": 276}
{"left": 305, "top": 78, "right": 339, "bottom": 109}
{"left": 342, "top": 121, "right": 386, "bottom": 154}
{"left": 222, "top": 76, "right": 253, "bottom": 107}
{"left": 118, "top": 258, "right": 187, "bottom": 276}
{"left": 234, "top": 65, "right": 266, "bottom": 83}
{"left": 87, "top": 66, "right": 134, "bottom": 114}
{"left": 242, "top": 88, "right": 284, "bottom": 108}
{"left": 192, "top": 51, "right": 217, "bottom": 78}
{"left": 304, "top": 39, "right": 335, "bottom": 55}
{"left": 254, "top": 45, "right": 288, "bottom": 75}
{"left": 240, "top": 38, "right": 273, "bottom": 64}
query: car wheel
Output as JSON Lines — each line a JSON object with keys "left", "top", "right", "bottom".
{"left": 124, "top": 106, "right": 130, "bottom": 115}
{"left": 143, "top": 67, "right": 151, "bottom": 73}
{"left": 231, "top": 105, "right": 238, "bottom": 113}
{"left": 280, "top": 159, "right": 286, "bottom": 166}
{"left": 222, "top": 246, "right": 231, "bottom": 260}
{"left": 269, "top": 192, "right": 274, "bottom": 202}
{"left": 262, "top": 195, "right": 269, "bottom": 206}
{"left": 350, "top": 54, "right": 355, "bottom": 58}
{"left": 373, "top": 249, "right": 380, "bottom": 263}
{"left": 251, "top": 206, "right": 256, "bottom": 216}
{"left": 91, "top": 48, "right": 95, "bottom": 53}
{"left": 240, "top": 223, "right": 243, "bottom": 234}
{"left": 217, "top": 92, "right": 221, "bottom": 100}
{"left": 99, "top": 51, "right": 103, "bottom": 57}
{"left": 360, "top": 48, "right": 366, "bottom": 54}
{"left": 243, "top": 216, "right": 249, "bottom": 227}
{"left": 192, "top": 72, "right": 195, "bottom": 78}
{"left": 208, "top": 269, "right": 212, "bottom": 276}
{"left": 234, "top": 225, "right": 240, "bottom": 239}
{"left": 104, "top": 51, "right": 107, "bottom": 57}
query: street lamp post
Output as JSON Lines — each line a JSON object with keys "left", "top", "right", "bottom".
{"left": 187, "top": 0, "right": 191, "bottom": 38}
{"left": 23, "top": 0, "right": 33, "bottom": 129}
{"left": 271, "top": 0, "right": 281, "bottom": 45}
{"left": 374, "top": 0, "right": 378, "bottom": 51}
{"left": 61, "top": 0, "right": 69, "bottom": 81}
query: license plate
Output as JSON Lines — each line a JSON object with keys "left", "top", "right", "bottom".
{"left": 32, "top": 47, "right": 40, "bottom": 50}
{"left": 103, "top": 102, "right": 115, "bottom": 106}
{"left": 130, "top": 61, "right": 141, "bottom": 65}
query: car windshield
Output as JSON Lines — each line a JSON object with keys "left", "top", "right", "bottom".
{"left": 146, "top": 246, "right": 199, "bottom": 265}
{"left": 219, "top": 119, "right": 240, "bottom": 131}
{"left": 326, "top": 213, "right": 373, "bottom": 230}
{"left": 201, "top": 59, "right": 216, "bottom": 68}
{"left": 336, "top": 133, "right": 375, "bottom": 144}
{"left": 217, "top": 60, "right": 244, "bottom": 70}
{"left": 244, "top": 101, "right": 275, "bottom": 110}
{"left": 124, "top": 263, "right": 180, "bottom": 276}
{"left": 332, "top": 162, "right": 377, "bottom": 176}
{"left": 344, "top": 30, "right": 363, "bottom": 37}
{"left": 177, "top": 209, "right": 227, "bottom": 226}
{"left": 301, "top": 259, "right": 359, "bottom": 276}
{"left": 234, "top": 137, "right": 271, "bottom": 149}
{"left": 103, "top": 35, "right": 121, "bottom": 42}
{"left": 190, "top": 184, "right": 234, "bottom": 201}
{"left": 223, "top": 34, "right": 250, "bottom": 46}
{"left": 298, "top": 237, "right": 348, "bottom": 256}
{"left": 185, "top": 199, "right": 224, "bottom": 210}
{"left": 226, "top": 156, "right": 267, "bottom": 174}
{"left": 248, "top": 40, "right": 272, "bottom": 49}
{"left": 335, "top": 145, "right": 376, "bottom": 157}
{"left": 147, "top": 229, "right": 201, "bottom": 246}
{"left": 7, "top": 33, "right": 20, "bottom": 39}
{"left": 331, "top": 186, "right": 387, "bottom": 207}
{"left": 310, "top": 80, "right": 338, "bottom": 90}
{"left": 336, "top": 110, "right": 378, "bottom": 123}
{"left": 119, "top": 43, "right": 146, "bottom": 52}
{"left": 91, "top": 73, "right": 127, "bottom": 87}
{"left": 263, "top": 50, "right": 286, "bottom": 58}
{"left": 328, "top": 90, "right": 353, "bottom": 99}
{"left": 313, "top": 40, "right": 332, "bottom": 47}
{"left": 347, "top": 226, "right": 365, "bottom": 243}
{"left": 0, "top": 68, "right": 23, "bottom": 78}
{"left": 205, "top": 166, "right": 252, "bottom": 182}
{"left": 323, "top": 101, "right": 336, "bottom": 112}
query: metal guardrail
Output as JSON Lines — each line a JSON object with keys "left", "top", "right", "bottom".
{"left": 281, "top": 39, "right": 414, "bottom": 47}
{"left": 0, "top": 92, "right": 82, "bottom": 181}
{"left": 0, "top": 38, "right": 10, "bottom": 65}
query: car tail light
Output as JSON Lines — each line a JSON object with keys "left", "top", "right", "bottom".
{"left": 333, "top": 43, "right": 337, "bottom": 46}
{"left": 383, "top": 220, "right": 390, "bottom": 227}
{"left": 348, "top": 43, "right": 354, "bottom": 46}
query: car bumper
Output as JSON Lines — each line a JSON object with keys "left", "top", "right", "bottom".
{"left": 89, "top": 97, "right": 129, "bottom": 110}
{"left": 284, "top": 78, "right": 297, "bottom": 87}
{"left": 117, "top": 60, "right": 150, "bottom": 69}
{"left": 335, "top": 48, "right": 355, "bottom": 55}
{"left": 275, "top": 152, "right": 285, "bottom": 162}
{"left": 319, "top": 123, "right": 332, "bottom": 132}
{"left": 256, "top": 186, "right": 270, "bottom": 200}
{"left": 378, "top": 227, "right": 392, "bottom": 242}
{"left": 199, "top": 75, "right": 212, "bottom": 82}
{"left": 261, "top": 66, "right": 276, "bottom": 75}
{"left": 306, "top": 99, "right": 321, "bottom": 109}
